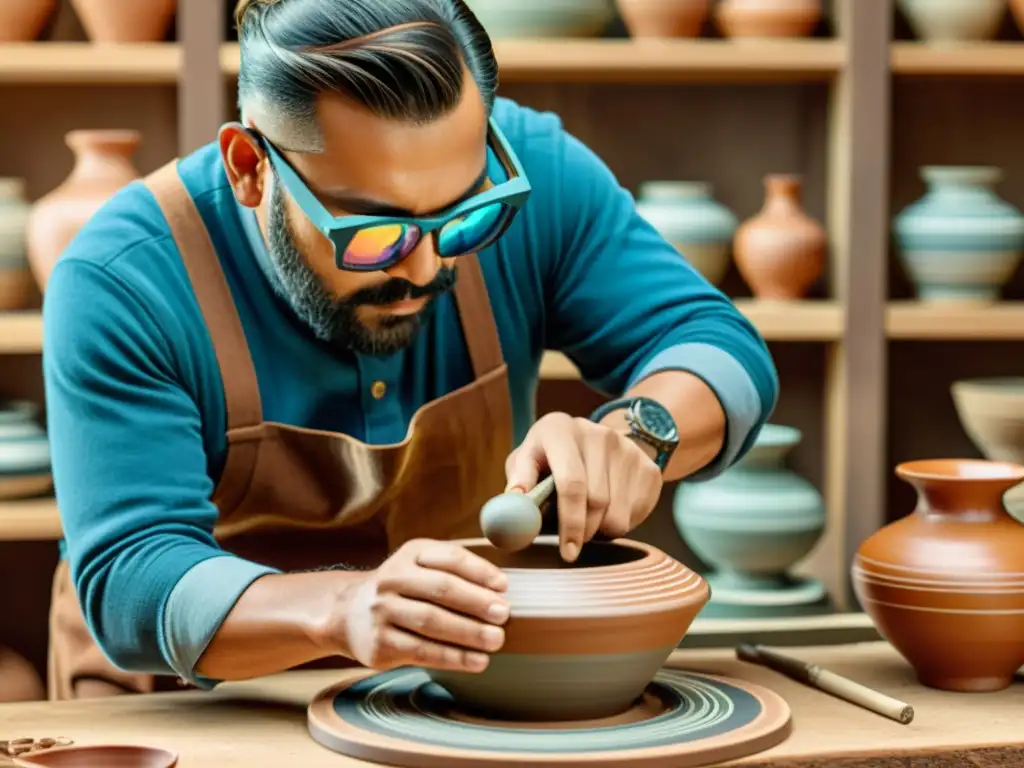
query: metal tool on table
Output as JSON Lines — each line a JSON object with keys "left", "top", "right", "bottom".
{"left": 480, "top": 474, "right": 556, "bottom": 552}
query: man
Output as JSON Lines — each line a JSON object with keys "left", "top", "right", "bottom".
{"left": 42, "top": 0, "right": 778, "bottom": 700}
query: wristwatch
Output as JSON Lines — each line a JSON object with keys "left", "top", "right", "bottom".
{"left": 590, "top": 396, "right": 679, "bottom": 470}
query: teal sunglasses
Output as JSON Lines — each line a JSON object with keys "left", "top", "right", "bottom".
{"left": 254, "top": 118, "right": 531, "bottom": 272}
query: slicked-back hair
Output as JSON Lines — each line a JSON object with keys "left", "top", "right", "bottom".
{"left": 235, "top": 0, "right": 498, "bottom": 151}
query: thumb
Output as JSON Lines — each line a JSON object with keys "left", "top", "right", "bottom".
{"left": 504, "top": 440, "right": 544, "bottom": 493}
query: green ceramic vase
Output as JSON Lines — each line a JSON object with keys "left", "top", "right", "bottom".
{"left": 672, "top": 424, "right": 829, "bottom": 618}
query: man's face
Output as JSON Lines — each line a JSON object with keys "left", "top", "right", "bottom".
{"left": 232, "top": 77, "right": 489, "bottom": 356}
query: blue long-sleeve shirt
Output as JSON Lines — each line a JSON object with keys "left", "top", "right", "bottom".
{"left": 42, "top": 97, "right": 778, "bottom": 687}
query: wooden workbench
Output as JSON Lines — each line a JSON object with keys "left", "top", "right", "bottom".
{"left": 2, "top": 642, "right": 1021, "bottom": 767}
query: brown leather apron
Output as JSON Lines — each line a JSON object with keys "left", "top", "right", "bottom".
{"left": 47, "top": 160, "right": 513, "bottom": 700}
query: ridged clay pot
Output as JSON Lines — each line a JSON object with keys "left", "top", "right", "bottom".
{"left": 898, "top": 0, "right": 1007, "bottom": 43}
{"left": 427, "top": 536, "right": 709, "bottom": 721}
{"left": 26, "top": 130, "right": 141, "bottom": 291}
{"left": 734, "top": 174, "right": 826, "bottom": 299}
{"left": 635, "top": 181, "right": 737, "bottom": 286}
{"left": 715, "top": 0, "right": 822, "bottom": 38}
{"left": 617, "top": 0, "right": 709, "bottom": 37}
{"left": 951, "top": 378, "right": 1024, "bottom": 522}
{"left": 852, "top": 459, "right": 1024, "bottom": 692}
{"left": 464, "top": 0, "right": 615, "bottom": 38}
{"left": 894, "top": 166, "right": 1024, "bottom": 303}
{"left": 70, "top": 0, "right": 177, "bottom": 43}
{"left": 0, "top": 0, "right": 57, "bottom": 42}
{"left": 673, "top": 424, "right": 828, "bottom": 618}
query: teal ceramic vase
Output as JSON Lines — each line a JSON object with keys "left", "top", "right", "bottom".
{"left": 894, "top": 166, "right": 1024, "bottom": 302}
{"left": 634, "top": 181, "right": 738, "bottom": 286}
{"left": 464, "top": 0, "right": 615, "bottom": 37}
{"left": 672, "top": 424, "right": 829, "bottom": 618}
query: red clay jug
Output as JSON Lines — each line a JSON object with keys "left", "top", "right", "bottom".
{"left": 26, "top": 130, "right": 141, "bottom": 291}
{"left": 852, "top": 458, "right": 1024, "bottom": 692}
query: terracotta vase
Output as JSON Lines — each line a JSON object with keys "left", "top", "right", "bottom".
{"left": 1012, "top": 0, "right": 1024, "bottom": 34}
{"left": 0, "top": 645, "right": 44, "bottom": 702}
{"left": 0, "top": 0, "right": 57, "bottom": 41}
{"left": 26, "top": 130, "right": 142, "bottom": 291}
{"left": 426, "top": 536, "right": 709, "bottom": 721}
{"left": 852, "top": 459, "right": 1024, "bottom": 692}
{"left": 617, "top": 0, "right": 709, "bottom": 37}
{"left": 0, "top": 178, "right": 35, "bottom": 311}
{"left": 715, "top": 0, "right": 822, "bottom": 38}
{"left": 733, "top": 174, "right": 826, "bottom": 299}
{"left": 70, "top": 0, "right": 177, "bottom": 43}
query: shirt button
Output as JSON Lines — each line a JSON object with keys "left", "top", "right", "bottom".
{"left": 370, "top": 381, "right": 387, "bottom": 400}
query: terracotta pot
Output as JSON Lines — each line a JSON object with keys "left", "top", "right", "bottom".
{"left": 26, "top": 130, "right": 141, "bottom": 291}
{"left": 0, "top": 0, "right": 57, "bottom": 41}
{"left": 617, "top": 0, "right": 709, "bottom": 37}
{"left": 0, "top": 645, "right": 44, "bottom": 702}
{"left": 852, "top": 458, "right": 1024, "bottom": 692}
{"left": 733, "top": 174, "right": 826, "bottom": 299}
{"left": 70, "top": 0, "right": 177, "bottom": 43}
{"left": 427, "top": 536, "right": 709, "bottom": 721}
{"left": 715, "top": 0, "right": 822, "bottom": 38}
{"left": 1013, "top": 0, "right": 1024, "bottom": 34}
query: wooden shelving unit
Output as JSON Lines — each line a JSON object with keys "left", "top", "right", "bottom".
{"left": 6, "top": 0, "right": 1024, "bottom": 686}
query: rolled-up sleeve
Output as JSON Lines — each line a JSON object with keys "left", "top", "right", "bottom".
{"left": 540, "top": 127, "right": 779, "bottom": 477}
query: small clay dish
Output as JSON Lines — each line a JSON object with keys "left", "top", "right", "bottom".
{"left": 427, "top": 535, "right": 710, "bottom": 722}
{"left": 14, "top": 745, "right": 178, "bottom": 768}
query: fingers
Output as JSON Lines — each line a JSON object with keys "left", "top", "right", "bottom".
{"left": 411, "top": 540, "right": 508, "bottom": 592}
{"left": 387, "top": 594, "right": 505, "bottom": 654}
{"left": 385, "top": 562, "right": 511, "bottom": 626}
{"left": 379, "top": 627, "right": 491, "bottom": 672}
{"left": 504, "top": 438, "right": 542, "bottom": 493}
{"left": 581, "top": 427, "right": 613, "bottom": 544}
{"left": 537, "top": 422, "right": 588, "bottom": 562}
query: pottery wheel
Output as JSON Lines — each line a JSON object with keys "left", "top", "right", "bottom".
{"left": 308, "top": 667, "right": 792, "bottom": 767}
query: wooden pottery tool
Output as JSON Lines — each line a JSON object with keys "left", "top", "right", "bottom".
{"left": 479, "top": 474, "right": 556, "bottom": 552}
{"left": 736, "top": 643, "right": 914, "bottom": 724}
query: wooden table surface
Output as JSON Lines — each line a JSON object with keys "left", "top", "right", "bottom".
{"left": 2, "top": 642, "right": 1021, "bottom": 767}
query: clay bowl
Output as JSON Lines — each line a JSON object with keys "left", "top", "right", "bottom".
{"left": 427, "top": 535, "right": 709, "bottom": 722}
{"left": 852, "top": 459, "right": 1024, "bottom": 692}
{"left": 14, "top": 745, "right": 177, "bottom": 767}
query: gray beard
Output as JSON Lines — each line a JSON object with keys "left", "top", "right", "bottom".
{"left": 263, "top": 179, "right": 456, "bottom": 357}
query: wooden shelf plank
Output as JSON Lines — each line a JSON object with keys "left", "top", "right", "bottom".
{"left": 0, "top": 311, "right": 43, "bottom": 353}
{"left": 891, "top": 42, "right": 1024, "bottom": 76}
{"left": 886, "top": 301, "right": 1024, "bottom": 339}
{"left": 0, "top": 42, "right": 181, "bottom": 84}
{"left": 221, "top": 40, "right": 845, "bottom": 83}
{"left": 0, "top": 497, "right": 61, "bottom": 541}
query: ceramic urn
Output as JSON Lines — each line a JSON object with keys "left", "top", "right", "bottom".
{"left": 852, "top": 459, "right": 1024, "bottom": 692}
{"left": 427, "top": 536, "right": 709, "bottom": 721}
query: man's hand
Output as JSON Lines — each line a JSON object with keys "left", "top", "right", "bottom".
{"left": 504, "top": 412, "right": 663, "bottom": 562}
{"left": 337, "top": 539, "right": 511, "bottom": 673}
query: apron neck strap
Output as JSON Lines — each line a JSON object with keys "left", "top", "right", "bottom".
{"left": 144, "top": 161, "right": 264, "bottom": 430}
{"left": 451, "top": 255, "right": 505, "bottom": 378}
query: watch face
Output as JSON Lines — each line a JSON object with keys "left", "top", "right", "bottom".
{"left": 635, "top": 399, "right": 678, "bottom": 441}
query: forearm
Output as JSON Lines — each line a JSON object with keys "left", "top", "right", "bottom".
{"left": 599, "top": 369, "right": 726, "bottom": 482}
{"left": 193, "top": 568, "right": 365, "bottom": 682}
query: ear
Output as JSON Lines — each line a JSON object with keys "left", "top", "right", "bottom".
{"left": 219, "top": 122, "right": 265, "bottom": 208}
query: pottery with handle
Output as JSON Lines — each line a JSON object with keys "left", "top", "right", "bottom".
{"left": 852, "top": 458, "right": 1024, "bottom": 693}
{"left": 951, "top": 378, "right": 1024, "bottom": 522}
{"left": 714, "top": 0, "right": 822, "bottom": 38}
{"left": 673, "top": 424, "right": 829, "bottom": 618}
{"left": 426, "top": 535, "right": 709, "bottom": 721}
{"left": 617, "top": 0, "right": 709, "bottom": 37}
{"left": 0, "top": 0, "right": 57, "bottom": 41}
{"left": 897, "top": 0, "right": 1007, "bottom": 43}
{"left": 893, "top": 166, "right": 1024, "bottom": 303}
{"left": 634, "top": 181, "right": 737, "bottom": 286}
{"left": 26, "top": 130, "right": 142, "bottom": 291}
{"left": 733, "top": 174, "right": 826, "bottom": 299}
{"left": 464, "top": 0, "right": 615, "bottom": 37}
{"left": 70, "top": 0, "right": 177, "bottom": 43}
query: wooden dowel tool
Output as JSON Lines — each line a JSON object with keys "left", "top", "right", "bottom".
{"left": 736, "top": 643, "right": 914, "bottom": 725}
